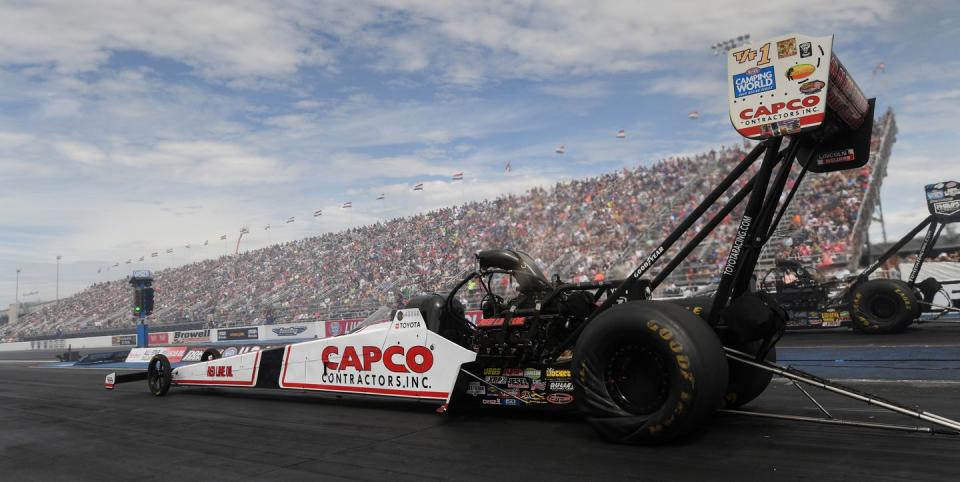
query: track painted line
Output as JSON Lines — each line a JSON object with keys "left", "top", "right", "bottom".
{"left": 0, "top": 360, "right": 60, "bottom": 363}
{"left": 773, "top": 377, "right": 960, "bottom": 386}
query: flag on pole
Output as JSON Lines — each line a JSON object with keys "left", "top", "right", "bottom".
{"left": 240, "top": 227, "right": 250, "bottom": 234}
{"left": 342, "top": 202, "right": 352, "bottom": 209}
{"left": 555, "top": 145, "right": 565, "bottom": 154}
{"left": 138, "top": 256, "right": 144, "bottom": 261}
{"left": 313, "top": 209, "right": 322, "bottom": 217}
{"left": 413, "top": 183, "right": 424, "bottom": 191}
{"left": 166, "top": 248, "right": 174, "bottom": 254}
{"left": 688, "top": 111, "right": 700, "bottom": 119}
{"left": 151, "top": 252, "right": 158, "bottom": 257}
{"left": 185, "top": 244, "right": 191, "bottom": 249}
{"left": 286, "top": 216, "right": 295, "bottom": 223}
{"left": 452, "top": 172, "right": 463, "bottom": 181}
{"left": 504, "top": 161, "right": 511, "bottom": 172}
{"left": 264, "top": 224, "right": 271, "bottom": 230}
{"left": 220, "top": 234, "right": 227, "bottom": 240}
{"left": 376, "top": 193, "right": 385, "bottom": 200}
{"left": 113, "top": 262, "right": 119, "bottom": 267}
{"left": 125, "top": 259, "right": 131, "bottom": 264}
{"left": 616, "top": 129, "right": 626, "bottom": 138}
{"left": 203, "top": 240, "right": 209, "bottom": 246}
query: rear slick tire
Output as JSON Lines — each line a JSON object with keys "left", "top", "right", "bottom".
{"left": 572, "top": 301, "right": 728, "bottom": 444}
{"left": 723, "top": 342, "right": 775, "bottom": 408}
{"left": 851, "top": 279, "right": 920, "bottom": 334}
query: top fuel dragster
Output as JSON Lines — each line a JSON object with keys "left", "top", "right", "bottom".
{"left": 105, "top": 33, "right": 960, "bottom": 444}
{"left": 761, "top": 180, "right": 960, "bottom": 333}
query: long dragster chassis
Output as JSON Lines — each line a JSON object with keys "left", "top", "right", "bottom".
{"left": 105, "top": 33, "right": 960, "bottom": 444}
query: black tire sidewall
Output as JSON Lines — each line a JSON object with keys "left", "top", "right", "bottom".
{"left": 852, "top": 279, "right": 918, "bottom": 333}
{"left": 147, "top": 354, "right": 171, "bottom": 396}
{"left": 573, "top": 301, "right": 728, "bottom": 444}
{"left": 723, "top": 341, "right": 775, "bottom": 408}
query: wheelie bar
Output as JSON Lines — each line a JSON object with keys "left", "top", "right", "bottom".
{"left": 723, "top": 347, "right": 960, "bottom": 434}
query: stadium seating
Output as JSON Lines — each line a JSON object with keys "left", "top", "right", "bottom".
{"left": 0, "top": 111, "right": 897, "bottom": 341}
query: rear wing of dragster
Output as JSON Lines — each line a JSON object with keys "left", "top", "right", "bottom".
{"left": 718, "top": 34, "right": 960, "bottom": 436}
{"left": 728, "top": 33, "right": 874, "bottom": 173}
{"left": 856, "top": 180, "right": 960, "bottom": 289}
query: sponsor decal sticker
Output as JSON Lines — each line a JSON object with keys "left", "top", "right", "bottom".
{"left": 483, "top": 367, "right": 501, "bottom": 376}
{"left": 394, "top": 319, "right": 423, "bottom": 330}
{"left": 485, "top": 376, "right": 507, "bottom": 384}
{"left": 934, "top": 200, "right": 960, "bottom": 216}
{"left": 503, "top": 368, "right": 523, "bottom": 377}
{"left": 507, "top": 377, "right": 529, "bottom": 389}
{"left": 546, "top": 393, "right": 575, "bottom": 405}
{"left": 530, "top": 379, "right": 546, "bottom": 391}
{"left": 222, "top": 347, "right": 238, "bottom": 357}
{"left": 523, "top": 368, "right": 541, "bottom": 379}
{"left": 549, "top": 381, "right": 574, "bottom": 392}
{"left": 785, "top": 63, "right": 816, "bottom": 80}
{"left": 501, "top": 398, "right": 519, "bottom": 406}
{"left": 777, "top": 38, "right": 797, "bottom": 58}
{"left": 482, "top": 399, "right": 500, "bottom": 405}
{"left": 732, "top": 66, "right": 776, "bottom": 98}
{"left": 817, "top": 148, "right": 855, "bottom": 165}
{"left": 799, "top": 42, "right": 812, "bottom": 58}
{"left": 467, "top": 382, "right": 485, "bottom": 396}
{"left": 799, "top": 80, "right": 825, "bottom": 95}
{"left": 545, "top": 368, "right": 571, "bottom": 378}
{"left": 206, "top": 365, "right": 234, "bottom": 377}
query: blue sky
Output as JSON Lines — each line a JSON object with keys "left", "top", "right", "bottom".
{"left": 1, "top": 0, "right": 959, "bottom": 307}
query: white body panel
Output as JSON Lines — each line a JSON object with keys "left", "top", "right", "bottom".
{"left": 168, "top": 309, "right": 477, "bottom": 401}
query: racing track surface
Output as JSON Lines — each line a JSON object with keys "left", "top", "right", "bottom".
{"left": 3, "top": 326, "right": 960, "bottom": 481}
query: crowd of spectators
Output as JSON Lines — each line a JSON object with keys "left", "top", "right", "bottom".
{"left": 2, "top": 114, "right": 896, "bottom": 341}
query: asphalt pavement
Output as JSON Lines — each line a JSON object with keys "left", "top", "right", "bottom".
{"left": 1, "top": 325, "right": 959, "bottom": 480}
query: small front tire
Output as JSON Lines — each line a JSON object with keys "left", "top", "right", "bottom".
{"left": 147, "top": 354, "right": 172, "bottom": 396}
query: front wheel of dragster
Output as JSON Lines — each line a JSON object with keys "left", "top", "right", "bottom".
{"left": 723, "top": 342, "right": 775, "bottom": 408}
{"left": 200, "top": 348, "right": 221, "bottom": 362}
{"left": 147, "top": 354, "right": 172, "bottom": 396}
{"left": 572, "top": 301, "right": 728, "bottom": 444}
{"left": 851, "top": 279, "right": 921, "bottom": 334}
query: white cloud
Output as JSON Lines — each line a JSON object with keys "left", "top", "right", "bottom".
{"left": 538, "top": 81, "right": 610, "bottom": 98}
{"left": 53, "top": 140, "right": 106, "bottom": 165}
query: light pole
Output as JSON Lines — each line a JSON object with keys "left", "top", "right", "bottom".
{"left": 56, "top": 255, "right": 61, "bottom": 303}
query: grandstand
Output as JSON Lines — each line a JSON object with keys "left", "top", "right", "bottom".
{"left": 1, "top": 110, "right": 897, "bottom": 341}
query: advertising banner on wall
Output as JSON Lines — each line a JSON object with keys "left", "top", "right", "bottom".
{"left": 262, "top": 322, "right": 319, "bottom": 341}
{"left": 148, "top": 332, "right": 171, "bottom": 345}
{"left": 125, "top": 346, "right": 188, "bottom": 363}
{"left": 111, "top": 335, "right": 137, "bottom": 346}
{"left": 173, "top": 329, "right": 212, "bottom": 344}
{"left": 217, "top": 327, "right": 259, "bottom": 342}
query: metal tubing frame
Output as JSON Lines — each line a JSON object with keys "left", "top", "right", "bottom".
{"left": 907, "top": 221, "right": 944, "bottom": 284}
{"left": 709, "top": 137, "right": 789, "bottom": 324}
{"left": 858, "top": 215, "right": 933, "bottom": 281}
{"left": 545, "top": 141, "right": 771, "bottom": 359}
{"left": 724, "top": 347, "right": 960, "bottom": 433}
